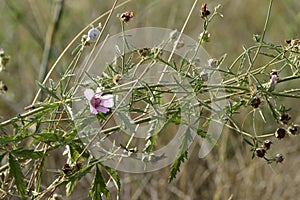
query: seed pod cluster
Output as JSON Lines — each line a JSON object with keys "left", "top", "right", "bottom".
{"left": 255, "top": 140, "right": 273, "bottom": 158}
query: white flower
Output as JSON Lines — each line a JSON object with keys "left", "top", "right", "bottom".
{"left": 87, "top": 28, "right": 100, "bottom": 42}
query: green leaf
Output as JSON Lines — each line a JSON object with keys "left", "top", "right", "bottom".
{"left": 37, "top": 82, "right": 60, "bottom": 100}
{"left": 89, "top": 165, "right": 110, "bottom": 200}
{"left": 168, "top": 127, "right": 193, "bottom": 183}
{"left": 11, "top": 149, "right": 46, "bottom": 159}
{"left": 197, "top": 129, "right": 207, "bottom": 138}
{"left": 66, "top": 180, "right": 78, "bottom": 196}
{"left": 8, "top": 153, "right": 26, "bottom": 199}
{"left": 0, "top": 152, "right": 7, "bottom": 163}
{"left": 65, "top": 163, "right": 94, "bottom": 196}
{"left": 168, "top": 150, "right": 188, "bottom": 183}
{"left": 102, "top": 164, "right": 120, "bottom": 193}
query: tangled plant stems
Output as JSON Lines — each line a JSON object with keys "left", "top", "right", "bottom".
{"left": 0, "top": 0, "right": 300, "bottom": 199}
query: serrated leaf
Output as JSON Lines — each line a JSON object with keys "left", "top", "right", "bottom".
{"left": 89, "top": 165, "right": 110, "bottom": 200}
{"left": 66, "top": 180, "right": 77, "bottom": 196}
{"left": 11, "top": 149, "right": 46, "bottom": 159}
{"left": 102, "top": 164, "right": 120, "bottom": 192}
{"left": 0, "top": 135, "right": 31, "bottom": 145}
{"left": 65, "top": 104, "right": 74, "bottom": 121}
{"left": 64, "top": 145, "right": 81, "bottom": 163}
{"left": 168, "top": 150, "right": 188, "bottom": 183}
{"left": 168, "top": 127, "right": 193, "bottom": 183}
{"left": 8, "top": 153, "right": 26, "bottom": 199}
{"left": 33, "top": 132, "right": 64, "bottom": 143}
{"left": 37, "top": 82, "right": 60, "bottom": 100}
{"left": 65, "top": 163, "right": 94, "bottom": 196}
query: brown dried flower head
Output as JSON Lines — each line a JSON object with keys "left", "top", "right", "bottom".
{"left": 0, "top": 81, "right": 8, "bottom": 94}
{"left": 275, "top": 128, "right": 286, "bottom": 139}
{"left": 274, "top": 153, "right": 284, "bottom": 163}
{"left": 0, "top": 48, "right": 11, "bottom": 72}
{"left": 288, "top": 125, "right": 298, "bottom": 135}
{"left": 201, "top": 3, "right": 211, "bottom": 18}
{"left": 280, "top": 113, "right": 291, "bottom": 125}
{"left": 120, "top": 11, "right": 134, "bottom": 22}
{"left": 113, "top": 74, "right": 121, "bottom": 85}
{"left": 262, "top": 140, "right": 272, "bottom": 150}
{"left": 255, "top": 148, "right": 266, "bottom": 158}
{"left": 250, "top": 97, "right": 261, "bottom": 108}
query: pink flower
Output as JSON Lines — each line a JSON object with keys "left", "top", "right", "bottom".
{"left": 84, "top": 88, "right": 114, "bottom": 114}
{"left": 269, "top": 74, "right": 278, "bottom": 88}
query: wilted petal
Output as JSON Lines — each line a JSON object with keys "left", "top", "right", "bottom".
{"left": 84, "top": 89, "right": 95, "bottom": 100}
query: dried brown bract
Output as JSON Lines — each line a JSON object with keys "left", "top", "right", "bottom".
{"left": 275, "top": 128, "right": 286, "bottom": 139}
{"left": 201, "top": 3, "right": 211, "bottom": 18}
{"left": 255, "top": 148, "right": 266, "bottom": 158}
{"left": 250, "top": 97, "right": 261, "bottom": 109}
{"left": 113, "top": 74, "right": 121, "bottom": 85}
{"left": 120, "top": 11, "right": 134, "bottom": 22}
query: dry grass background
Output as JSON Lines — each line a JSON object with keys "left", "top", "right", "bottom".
{"left": 0, "top": 0, "right": 300, "bottom": 199}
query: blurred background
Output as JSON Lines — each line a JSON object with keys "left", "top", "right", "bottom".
{"left": 0, "top": 0, "right": 300, "bottom": 199}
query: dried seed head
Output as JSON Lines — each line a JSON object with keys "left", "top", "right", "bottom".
{"left": 208, "top": 58, "right": 218, "bottom": 68}
{"left": 175, "top": 40, "right": 185, "bottom": 49}
{"left": 270, "top": 69, "right": 278, "bottom": 76}
{"left": 0, "top": 48, "right": 11, "bottom": 72}
{"left": 81, "top": 34, "right": 91, "bottom": 46}
{"left": 256, "top": 148, "right": 266, "bottom": 158}
{"left": 274, "top": 153, "right": 284, "bottom": 163}
{"left": 151, "top": 47, "right": 163, "bottom": 57}
{"left": 138, "top": 48, "right": 151, "bottom": 58}
{"left": 285, "top": 39, "right": 291, "bottom": 44}
{"left": 263, "top": 140, "right": 272, "bottom": 150}
{"left": 280, "top": 113, "right": 292, "bottom": 125}
{"left": 200, "top": 72, "right": 209, "bottom": 82}
{"left": 62, "top": 163, "right": 72, "bottom": 175}
{"left": 275, "top": 128, "right": 286, "bottom": 139}
{"left": 201, "top": 3, "right": 211, "bottom": 18}
{"left": 250, "top": 97, "right": 261, "bottom": 108}
{"left": 72, "top": 162, "right": 82, "bottom": 172}
{"left": 120, "top": 11, "right": 134, "bottom": 22}
{"left": 285, "top": 39, "right": 300, "bottom": 51}
{"left": 113, "top": 74, "right": 121, "bottom": 85}
{"left": 0, "top": 81, "right": 8, "bottom": 93}
{"left": 288, "top": 125, "right": 298, "bottom": 135}
{"left": 199, "top": 31, "right": 211, "bottom": 42}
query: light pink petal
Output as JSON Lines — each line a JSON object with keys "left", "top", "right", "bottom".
{"left": 84, "top": 89, "right": 95, "bottom": 100}
{"left": 97, "top": 106, "right": 110, "bottom": 113}
{"left": 90, "top": 104, "right": 98, "bottom": 114}
{"left": 94, "top": 92, "right": 103, "bottom": 98}
{"left": 100, "top": 95, "right": 114, "bottom": 107}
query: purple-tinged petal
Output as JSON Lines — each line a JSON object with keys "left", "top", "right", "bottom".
{"left": 90, "top": 104, "right": 98, "bottom": 114}
{"left": 100, "top": 94, "right": 114, "bottom": 107}
{"left": 97, "top": 106, "right": 110, "bottom": 113}
{"left": 94, "top": 92, "right": 103, "bottom": 99}
{"left": 270, "top": 74, "right": 278, "bottom": 87}
{"left": 84, "top": 89, "right": 95, "bottom": 100}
